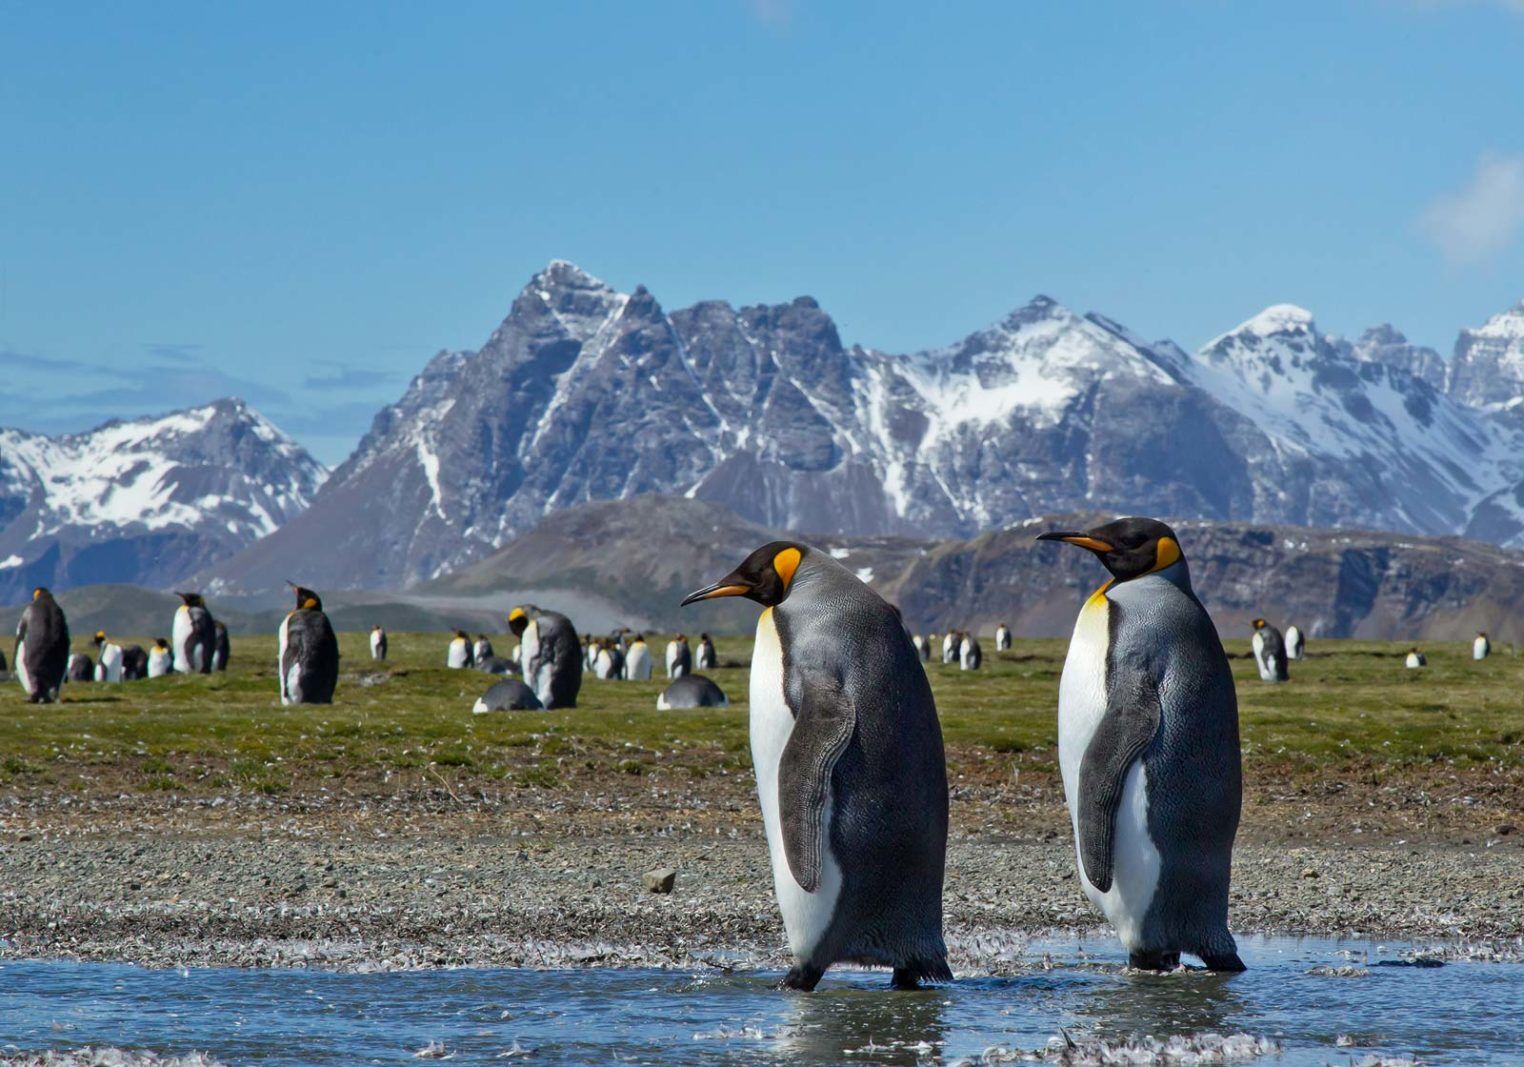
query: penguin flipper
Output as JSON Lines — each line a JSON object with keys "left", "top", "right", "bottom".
{"left": 1079, "top": 664, "right": 1162, "bottom": 893}
{"left": 778, "top": 681, "right": 855, "bottom": 893}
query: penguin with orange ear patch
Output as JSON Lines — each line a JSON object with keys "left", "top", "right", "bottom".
{"left": 682, "top": 541, "right": 951, "bottom": 992}
{"left": 1038, "top": 517, "right": 1244, "bottom": 972}
{"left": 279, "top": 583, "right": 339, "bottom": 705}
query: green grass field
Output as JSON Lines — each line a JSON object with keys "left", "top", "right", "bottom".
{"left": 2, "top": 630, "right": 1521, "bottom": 797}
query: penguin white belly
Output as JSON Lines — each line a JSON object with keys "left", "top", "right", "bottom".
{"left": 278, "top": 616, "right": 293, "bottom": 706}
{"left": 370, "top": 632, "right": 382, "bottom": 658}
{"left": 16, "top": 640, "right": 33, "bottom": 695}
{"left": 1058, "top": 592, "right": 1160, "bottom": 951}
{"left": 521, "top": 622, "right": 549, "bottom": 702}
{"left": 98, "top": 644, "right": 123, "bottom": 682}
{"left": 626, "top": 646, "right": 652, "bottom": 680}
{"left": 148, "top": 651, "right": 171, "bottom": 677}
{"left": 1251, "top": 631, "right": 1272, "bottom": 680}
{"left": 172, "top": 608, "right": 192, "bottom": 672}
{"left": 750, "top": 609, "right": 842, "bottom": 959}
{"left": 447, "top": 641, "right": 469, "bottom": 669}
{"left": 1474, "top": 639, "right": 1488, "bottom": 661}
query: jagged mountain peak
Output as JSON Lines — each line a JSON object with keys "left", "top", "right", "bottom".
{"left": 1470, "top": 299, "right": 1524, "bottom": 341}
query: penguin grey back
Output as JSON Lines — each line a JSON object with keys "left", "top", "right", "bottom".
{"left": 16, "top": 588, "right": 70, "bottom": 703}
{"left": 510, "top": 605, "right": 582, "bottom": 708}
{"left": 657, "top": 673, "right": 728, "bottom": 709}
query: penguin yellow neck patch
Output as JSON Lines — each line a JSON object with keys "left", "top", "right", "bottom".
{"left": 773, "top": 547, "right": 801, "bottom": 589}
{"left": 1149, "top": 536, "right": 1181, "bottom": 573}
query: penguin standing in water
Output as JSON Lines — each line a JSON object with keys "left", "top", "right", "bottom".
{"left": 370, "top": 625, "right": 388, "bottom": 661}
{"left": 473, "top": 634, "right": 495, "bottom": 663}
{"left": 624, "top": 635, "right": 654, "bottom": 680}
{"left": 279, "top": 584, "right": 340, "bottom": 705}
{"left": 147, "top": 639, "right": 174, "bottom": 678}
{"left": 15, "top": 587, "right": 70, "bottom": 703}
{"left": 959, "top": 633, "right": 982, "bottom": 671}
{"left": 1285, "top": 625, "right": 1305, "bottom": 661}
{"left": 119, "top": 645, "right": 148, "bottom": 681}
{"left": 171, "top": 593, "right": 216, "bottom": 674}
{"left": 1038, "top": 518, "right": 1245, "bottom": 972}
{"left": 995, "top": 623, "right": 1012, "bottom": 652}
{"left": 682, "top": 541, "right": 951, "bottom": 991}
{"left": 508, "top": 605, "right": 582, "bottom": 709}
{"left": 447, "top": 629, "right": 475, "bottom": 669}
{"left": 212, "top": 622, "right": 230, "bottom": 672}
{"left": 1250, "top": 619, "right": 1289, "bottom": 683}
{"left": 94, "top": 631, "right": 124, "bottom": 683}
{"left": 1474, "top": 632, "right": 1491, "bottom": 661}
{"left": 695, "top": 632, "right": 717, "bottom": 671}
{"left": 1406, "top": 648, "right": 1427, "bottom": 669}
{"left": 666, "top": 634, "right": 692, "bottom": 679}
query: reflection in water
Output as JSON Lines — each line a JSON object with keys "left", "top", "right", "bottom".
{"left": 1069, "top": 967, "right": 1246, "bottom": 1041}
{"left": 774, "top": 984, "right": 950, "bottom": 1065}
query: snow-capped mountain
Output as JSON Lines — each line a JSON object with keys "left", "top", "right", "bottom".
{"left": 1448, "top": 301, "right": 1524, "bottom": 412}
{"left": 0, "top": 399, "right": 326, "bottom": 601}
{"left": 205, "top": 262, "right": 1524, "bottom": 593}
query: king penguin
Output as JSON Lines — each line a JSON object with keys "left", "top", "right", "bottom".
{"left": 940, "top": 631, "right": 958, "bottom": 664}
{"left": 1474, "top": 632, "right": 1491, "bottom": 661}
{"left": 682, "top": 541, "right": 951, "bottom": 991}
{"left": 212, "top": 621, "right": 230, "bottom": 672}
{"left": 1038, "top": 518, "right": 1245, "bottom": 972}
{"left": 474, "top": 634, "right": 495, "bottom": 663}
{"left": 625, "top": 634, "right": 654, "bottom": 680}
{"left": 94, "top": 631, "right": 124, "bottom": 683}
{"left": 447, "top": 629, "right": 474, "bottom": 669}
{"left": 279, "top": 584, "right": 340, "bottom": 705}
{"left": 695, "top": 632, "right": 717, "bottom": 671}
{"left": 959, "top": 633, "right": 982, "bottom": 671}
{"left": 15, "top": 587, "right": 70, "bottom": 704}
{"left": 171, "top": 592, "right": 216, "bottom": 674}
{"left": 1250, "top": 619, "right": 1289, "bottom": 683}
{"left": 666, "top": 633, "right": 692, "bottom": 679}
{"left": 1406, "top": 647, "right": 1427, "bottom": 669}
{"left": 508, "top": 605, "right": 582, "bottom": 709}
{"left": 1285, "top": 624, "right": 1305, "bottom": 662}
{"left": 147, "top": 638, "right": 173, "bottom": 678}
{"left": 995, "top": 623, "right": 1012, "bottom": 652}
{"left": 67, "top": 651, "right": 95, "bottom": 683}
{"left": 371, "top": 625, "right": 388, "bottom": 661}
{"left": 119, "top": 644, "right": 148, "bottom": 681}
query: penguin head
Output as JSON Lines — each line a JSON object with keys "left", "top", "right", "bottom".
{"left": 680, "top": 541, "right": 806, "bottom": 609}
{"left": 1037, "top": 518, "right": 1183, "bottom": 582}
{"left": 1252, "top": 618, "right": 1267, "bottom": 630}
{"left": 94, "top": 630, "right": 107, "bottom": 646}
{"left": 507, "top": 606, "right": 538, "bottom": 637}
{"left": 286, "top": 582, "right": 322, "bottom": 611}
{"left": 154, "top": 638, "right": 169, "bottom": 651}
{"left": 32, "top": 587, "right": 53, "bottom": 602}
{"left": 175, "top": 591, "right": 207, "bottom": 608}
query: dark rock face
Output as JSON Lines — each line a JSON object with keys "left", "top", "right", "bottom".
{"left": 0, "top": 399, "right": 325, "bottom": 602}
{"left": 203, "top": 266, "right": 1524, "bottom": 594}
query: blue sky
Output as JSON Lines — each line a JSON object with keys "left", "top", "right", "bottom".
{"left": 3, "top": 1, "right": 1523, "bottom": 464}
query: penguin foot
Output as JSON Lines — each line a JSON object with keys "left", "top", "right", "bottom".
{"left": 1127, "top": 950, "right": 1181, "bottom": 972}
{"left": 778, "top": 964, "right": 823, "bottom": 992}
{"left": 890, "top": 968, "right": 922, "bottom": 991}
{"left": 1201, "top": 952, "right": 1247, "bottom": 972}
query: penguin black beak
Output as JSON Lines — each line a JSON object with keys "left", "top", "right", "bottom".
{"left": 1036, "top": 531, "right": 1114, "bottom": 553}
{"left": 680, "top": 579, "right": 752, "bottom": 606}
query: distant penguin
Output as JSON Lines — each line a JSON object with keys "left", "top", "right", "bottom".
{"left": 15, "top": 587, "right": 70, "bottom": 703}
{"left": 212, "top": 621, "right": 230, "bottom": 672}
{"left": 625, "top": 635, "right": 654, "bottom": 680}
{"left": 1474, "top": 632, "right": 1491, "bottom": 661}
{"left": 695, "top": 632, "right": 717, "bottom": 671}
{"left": 119, "top": 645, "right": 148, "bottom": 681}
{"left": 147, "top": 639, "right": 174, "bottom": 678}
{"left": 476, "top": 655, "right": 516, "bottom": 675}
{"left": 508, "top": 605, "right": 582, "bottom": 709}
{"left": 593, "top": 640, "right": 623, "bottom": 680}
{"left": 171, "top": 592, "right": 216, "bottom": 674}
{"left": 581, "top": 636, "right": 594, "bottom": 673}
{"left": 1285, "top": 624, "right": 1305, "bottom": 661}
{"left": 472, "top": 678, "right": 543, "bottom": 713}
{"left": 473, "top": 634, "right": 495, "bottom": 663}
{"left": 682, "top": 541, "right": 951, "bottom": 991}
{"left": 960, "top": 633, "right": 982, "bottom": 671}
{"left": 912, "top": 634, "right": 926, "bottom": 659}
{"left": 447, "top": 629, "right": 474, "bottom": 669}
{"left": 656, "top": 673, "right": 729, "bottom": 710}
{"left": 666, "top": 634, "right": 692, "bottom": 679}
{"left": 279, "top": 584, "right": 340, "bottom": 705}
{"left": 508, "top": 642, "right": 521, "bottom": 667}
{"left": 94, "top": 631, "right": 124, "bottom": 683}
{"left": 995, "top": 623, "right": 1012, "bottom": 652}
{"left": 1406, "top": 648, "right": 1427, "bottom": 669}
{"left": 1250, "top": 619, "right": 1289, "bottom": 683}
{"left": 941, "top": 631, "right": 959, "bottom": 664}
{"left": 67, "top": 651, "right": 94, "bottom": 683}
{"left": 370, "top": 625, "right": 388, "bottom": 661}
{"left": 1039, "top": 518, "right": 1245, "bottom": 972}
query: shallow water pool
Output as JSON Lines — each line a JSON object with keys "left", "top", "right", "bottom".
{"left": 1, "top": 935, "right": 1517, "bottom": 1064}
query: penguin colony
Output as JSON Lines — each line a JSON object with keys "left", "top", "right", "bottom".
{"left": 5, "top": 522, "right": 1500, "bottom": 993}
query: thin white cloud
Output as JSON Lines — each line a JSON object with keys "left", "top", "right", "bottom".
{"left": 745, "top": 0, "right": 793, "bottom": 30}
{"left": 1419, "top": 153, "right": 1524, "bottom": 265}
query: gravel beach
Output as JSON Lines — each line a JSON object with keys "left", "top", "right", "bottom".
{"left": 3, "top": 764, "right": 1521, "bottom": 973}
